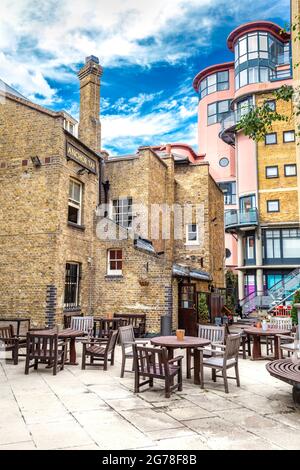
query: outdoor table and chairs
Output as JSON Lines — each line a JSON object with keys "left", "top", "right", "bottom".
{"left": 0, "top": 317, "right": 31, "bottom": 337}
{"left": 150, "top": 335, "right": 210, "bottom": 385}
{"left": 244, "top": 326, "right": 291, "bottom": 360}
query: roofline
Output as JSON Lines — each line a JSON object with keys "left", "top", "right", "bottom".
{"left": 227, "top": 21, "right": 290, "bottom": 51}
{"left": 1, "top": 90, "right": 66, "bottom": 119}
{"left": 193, "top": 62, "right": 234, "bottom": 92}
{"left": 150, "top": 143, "right": 201, "bottom": 160}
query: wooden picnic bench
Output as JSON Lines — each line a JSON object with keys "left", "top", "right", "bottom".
{"left": 266, "top": 359, "right": 300, "bottom": 407}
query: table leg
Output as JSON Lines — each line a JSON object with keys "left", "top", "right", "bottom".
{"left": 68, "top": 338, "right": 78, "bottom": 365}
{"left": 193, "top": 349, "right": 201, "bottom": 385}
{"left": 274, "top": 335, "right": 280, "bottom": 360}
{"left": 252, "top": 335, "right": 261, "bottom": 360}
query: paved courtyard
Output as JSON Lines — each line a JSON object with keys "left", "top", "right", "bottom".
{"left": 0, "top": 345, "right": 299, "bottom": 450}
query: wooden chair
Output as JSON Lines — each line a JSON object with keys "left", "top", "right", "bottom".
{"left": 25, "top": 332, "right": 68, "bottom": 375}
{"left": 199, "top": 334, "right": 241, "bottom": 393}
{"left": 225, "top": 323, "right": 250, "bottom": 359}
{"left": 118, "top": 325, "right": 148, "bottom": 378}
{"left": 186, "top": 324, "right": 225, "bottom": 379}
{"left": 70, "top": 316, "right": 94, "bottom": 338}
{"left": 266, "top": 317, "right": 293, "bottom": 355}
{"left": 0, "top": 325, "right": 27, "bottom": 365}
{"left": 94, "top": 318, "right": 120, "bottom": 339}
{"left": 63, "top": 312, "right": 83, "bottom": 329}
{"left": 113, "top": 313, "right": 146, "bottom": 337}
{"left": 278, "top": 326, "right": 298, "bottom": 358}
{"left": 81, "top": 329, "right": 118, "bottom": 370}
{"left": 133, "top": 344, "right": 183, "bottom": 398}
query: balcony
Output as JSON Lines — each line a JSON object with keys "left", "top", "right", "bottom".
{"left": 219, "top": 111, "right": 237, "bottom": 146}
{"left": 225, "top": 208, "right": 259, "bottom": 233}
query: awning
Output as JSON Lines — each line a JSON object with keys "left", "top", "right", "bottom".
{"left": 172, "top": 263, "right": 212, "bottom": 281}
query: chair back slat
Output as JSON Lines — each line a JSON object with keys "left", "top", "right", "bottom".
{"left": 224, "top": 334, "right": 241, "bottom": 361}
{"left": 198, "top": 324, "right": 225, "bottom": 343}
{"left": 0, "top": 325, "right": 14, "bottom": 345}
{"left": 27, "top": 332, "right": 58, "bottom": 360}
{"left": 70, "top": 316, "right": 94, "bottom": 335}
{"left": 133, "top": 345, "right": 169, "bottom": 378}
{"left": 106, "top": 330, "right": 119, "bottom": 354}
{"left": 270, "top": 317, "right": 292, "bottom": 330}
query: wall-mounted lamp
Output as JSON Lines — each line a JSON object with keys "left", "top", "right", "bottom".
{"left": 77, "top": 168, "right": 89, "bottom": 175}
{"left": 31, "top": 156, "right": 42, "bottom": 168}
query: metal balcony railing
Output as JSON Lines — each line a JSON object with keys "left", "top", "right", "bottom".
{"left": 225, "top": 208, "right": 259, "bottom": 232}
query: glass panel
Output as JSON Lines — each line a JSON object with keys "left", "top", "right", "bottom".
{"left": 260, "top": 67, "right": 269, "bottom": 82}
{"left": 248, "top": 66, "right": 259, "bottom": 84}
{"left": 265, "top": 133, "right": 276, "bottom": 144}
{"left": 239, "top": 38, "right": 247, "bottom": 56}
{"left": 207, "top": 74, "right": 216, "bottom": 85}
{"left": 285, "top": 165, "right": 296, "bottom": 176}
{"left": 218, "top": 100, "right": 229, "bottom": 113}
{"left": 266, "top": 166, "right": 278, "bottom": 177}
{"left": 240, "top": 69, "right": 248, "bottom": 87}
{"left": 208, "top": 115, "right": 217, "bottom": 125}
{"left": 284, "top": 131, "right": 295, "bottom": 142}
{"left": 267, "top": 200, "right": 279, "bottom": 212}
{"left": 283, "top": 238, "right": 300, "bottom": 258}
{"left": 218, "top": 71, "right": 228, "bottom": 82}
{"left": 246, "top": 236, "right": 255, "bottom": 259}
{"left": 248, "top": 34, "right": 258, "bottom": 52}
{"left": 68, "top": 205, "right": 79, "bottom": 224}
{"left": 218, "top": 82, "right": 228, "bottom": 91}
{"left": 259, "top": 33, "right": 268, "bottom": 51}
{"left": 208, "top": 103, "right": 216, "bottom": 116}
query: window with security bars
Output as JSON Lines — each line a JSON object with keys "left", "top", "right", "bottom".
{"left": 107, "top": 249, "right": 123, "bottom": 276}
{"left": 64, "top": 263, "right": 81, "bottom": 309}
{"left": 112, "top": 198, "right": 133, "bottom": 228}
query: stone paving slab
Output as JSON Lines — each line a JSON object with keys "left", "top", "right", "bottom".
{"left": 0, "top": 345, "right": 299, "bottom": 450}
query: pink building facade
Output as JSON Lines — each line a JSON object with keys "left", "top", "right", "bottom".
{"left": 193, "top": 21, "right": 296, "bottom": 311}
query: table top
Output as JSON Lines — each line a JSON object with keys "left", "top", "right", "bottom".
{"left": 244, "top": 327, "right": 291, "bottom": 336}
{"left": 151, "top": 335, "right": 210, "bottom": 348}
{"left": 30, "top": 328, "right": 84, "bottom": 338}
{"left": 266, "top": 359, "right": 300, "bottom": 385}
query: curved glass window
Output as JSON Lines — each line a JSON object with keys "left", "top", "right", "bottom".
{"left": 234, "top": 32, "right": 290, "bottom": 90}
{"left": 207, "top": 100, "right": 231, "bottom": 125}
{"left": 199, "top": 71, "right": 229, "bottom": 99}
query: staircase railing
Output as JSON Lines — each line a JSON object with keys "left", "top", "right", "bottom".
{"left": 241, "top": 267, "right": 300, "bottom": 315}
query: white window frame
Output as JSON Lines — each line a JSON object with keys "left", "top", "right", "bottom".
{"left": 68, "top": 179, "right": 83, "bottom": 225}
{"left": 112, "top": 197, "right": 133, "bottom": 228}
{"left": 186, "top": 224, "right": 199, "bottom": 245}
{"left": 107, "top": 249, "right": 123, "bottom": 276}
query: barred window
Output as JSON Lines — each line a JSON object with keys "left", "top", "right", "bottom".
{"left": 64, "top": 263, "right": 81, "bottom": 309}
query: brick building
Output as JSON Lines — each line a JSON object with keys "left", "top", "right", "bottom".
{"left": 0, "top": 56, "right": 225, "bottom": 333}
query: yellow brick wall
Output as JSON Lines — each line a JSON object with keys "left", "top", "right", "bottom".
{"left": 257, "top": 93, "right": 298, "bottom": 224}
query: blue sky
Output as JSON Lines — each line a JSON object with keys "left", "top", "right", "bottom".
{"left": 0, "top": 0, "right": 291, "bottom": 155}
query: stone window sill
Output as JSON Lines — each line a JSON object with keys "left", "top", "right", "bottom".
{"left": 67, "top": 221, "right": 86, "bottom": 231}
{"left": 105, "top": 275, "right": 124, "bottom": 280}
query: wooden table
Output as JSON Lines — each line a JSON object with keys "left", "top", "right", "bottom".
{"left": 244, "top": 327, "right": 291, "bottom": 360}
{"left": 151, "top": 336, "right": 210, "bottom": 385}
{"left": 266, "top": 359, "right": 300, "bottom": 406}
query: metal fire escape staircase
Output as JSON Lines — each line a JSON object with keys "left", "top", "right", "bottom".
{"left": 242, "top": 268, "right": 300, "bottom": 315}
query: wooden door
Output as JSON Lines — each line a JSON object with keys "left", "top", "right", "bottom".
{"left": 178, "top": 282, "right": 197, "bottom": 336}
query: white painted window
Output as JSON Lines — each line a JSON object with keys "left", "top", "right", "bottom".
{"left": 112, "top": 198, "right": 133, "bottom": 228}
{"left": 68, "top": 179, "right": 82, "bottom": 225}
{"left": 107, "top": 249, "right": 123, "bottom": 276}
{"left": 186, "top": 224, "right": 199, "bottom": 245}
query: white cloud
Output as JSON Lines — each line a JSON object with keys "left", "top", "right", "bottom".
{"left": 0, "top": 0, "right": 290, "bottom": 101}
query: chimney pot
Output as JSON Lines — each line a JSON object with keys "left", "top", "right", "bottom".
{"left": 86, "top": 55, "right": 100, "bottom": 64}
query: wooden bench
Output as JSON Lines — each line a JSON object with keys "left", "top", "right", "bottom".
{"left": 266, "top": 359, "right": 300, "bottom": 407}
{"left": 113, "top": 313, "right": 146, "bottom": 337}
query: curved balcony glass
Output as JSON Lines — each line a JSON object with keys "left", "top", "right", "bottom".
{"left": 225, "top": 208, "right": 259, "bottom": 232}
